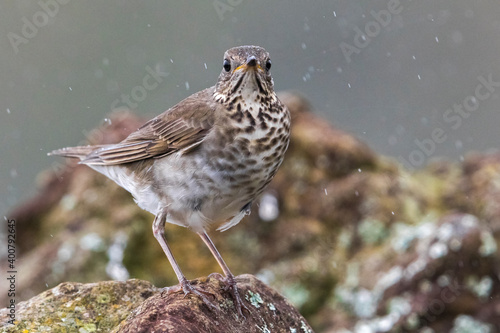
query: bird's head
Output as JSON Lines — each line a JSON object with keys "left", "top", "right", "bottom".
{"left": 215, "top": 45, "right": 275, "bottom": 101}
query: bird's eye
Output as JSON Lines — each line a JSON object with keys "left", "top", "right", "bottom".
{"left": 223, "top": 59, "right": 231, "bottom": 72}
{"left": 265, "top": 59, "right": 272, "bottom": 71}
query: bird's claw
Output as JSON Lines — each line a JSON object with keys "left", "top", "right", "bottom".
{"left": 162, "top": 279, "right": 218, "bottom": 312}
{"left": 209, "top": 273, "right": 249, "bottom": 318}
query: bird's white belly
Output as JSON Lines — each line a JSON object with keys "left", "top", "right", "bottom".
{"left": 151, "top": 152, "right": 262, "bottom": 232}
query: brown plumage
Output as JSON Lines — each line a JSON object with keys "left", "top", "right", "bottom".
{"left": 49, "top": 45, "right": 290, "bottom": 317}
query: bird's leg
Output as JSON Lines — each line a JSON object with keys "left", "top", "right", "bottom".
{"left": 152, "top": 211, "right": 217, "bottom": 310}
{"left": 197, "top": 231, "right": 249, "bottom": 318}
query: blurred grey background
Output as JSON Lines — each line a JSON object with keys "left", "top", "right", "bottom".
{"left": 1, "top": 0, "right": 500, "bottom": 216}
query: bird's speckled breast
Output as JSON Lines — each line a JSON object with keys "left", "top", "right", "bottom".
{"left": 150, "top": 95, "right": 290, "bottom": 232}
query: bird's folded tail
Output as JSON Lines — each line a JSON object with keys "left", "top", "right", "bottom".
{"left": 48, "top": 141, "right": 154, "bottom": 165}
{"left": 47, "top": 145, "right": 104, "bottom": 160}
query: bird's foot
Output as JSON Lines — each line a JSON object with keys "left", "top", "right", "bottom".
{"left": 161, "top": 278, "right": 218, "bottom": 312}
{"left": 209, "top": 273, "right": 249, "bottom": 318}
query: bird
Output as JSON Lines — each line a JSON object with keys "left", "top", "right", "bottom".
{"left": 49, "top": 45, "right": 291, "bottom": 316}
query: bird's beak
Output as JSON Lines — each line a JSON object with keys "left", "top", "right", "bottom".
{"left": 234, "top": 56, "right": 262, "bottom": 73}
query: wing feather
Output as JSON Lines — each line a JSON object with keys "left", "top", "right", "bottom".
{"left": 78, "top": 87, "right": 217, "bottom": 166}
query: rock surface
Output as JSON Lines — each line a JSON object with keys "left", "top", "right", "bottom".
{"left": 1, "top": 279, "right": 156, "bottom": 332}
{"left": 3, "top": 92, "right": 500, "bottom": 332}
{"left": 0, "top": 275, "right": 312, "bottom": 333}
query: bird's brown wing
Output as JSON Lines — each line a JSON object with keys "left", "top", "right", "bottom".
{"left": 81, "top": 88, "right": 216, "bottom": 166}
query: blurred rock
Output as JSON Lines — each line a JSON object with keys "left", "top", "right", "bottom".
{"left": 3, "top": 92, "right": 500, "bottom": 332}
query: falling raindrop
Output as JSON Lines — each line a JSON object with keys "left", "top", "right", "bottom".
{"left": 204, "top": 63, "right": 207, "bottom": 69}
{"left": 69, "top": 87, "right": 72, "bottom": 91}
{"left": 6, "top": 108, "right": 11, "bottom": 114}
{"left": 435, "top": 36, "right": 439, "bottom": 43}
{"left": 185, "top": 81, "right": 190, "bottom": 90}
